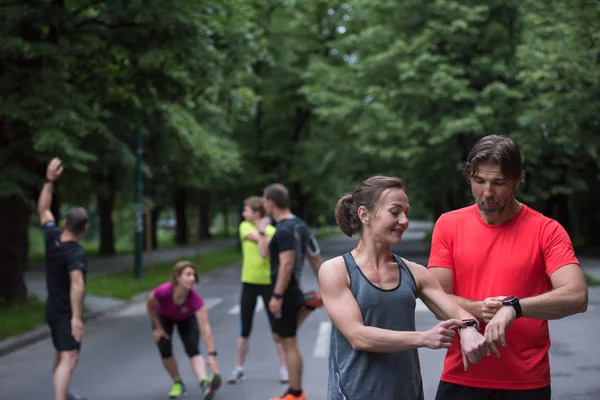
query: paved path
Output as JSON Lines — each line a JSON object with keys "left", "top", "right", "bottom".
{"left": 2, "top": 222, "right": 599, "bottom": 399}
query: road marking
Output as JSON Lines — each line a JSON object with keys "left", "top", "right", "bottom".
{"left": 114, "top": 297, "right": 223, "bottom": 317}
{"left": 313, "top": 321, "right": 331, "bottom": 359}
{"left": 228, "top": 297, "right": 265, "bottom": 315}
{"left": 416, "top": 298, "right": 429, "bottom": 313}
{"left": 204, "top": 297, "right": 223, "bottom": 310}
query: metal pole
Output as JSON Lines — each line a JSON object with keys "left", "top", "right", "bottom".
{"left": 134, "top": 129, "right": 144, "bottom": 279}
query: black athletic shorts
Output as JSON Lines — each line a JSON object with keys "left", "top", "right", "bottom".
{"left": 239, "top": 283, "right": 275, "bottom": 337}
{"left": 270, "top": 286, "right": 304, "bottom": 338}
{"left": 435, "top": 381, "right": 551, "bottom": 400}
{"left": 47, "top": 313, "right": 81, "bottom": 352}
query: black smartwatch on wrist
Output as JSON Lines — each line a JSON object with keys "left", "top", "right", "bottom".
{"left": 44, "top": 178, "right": 54, "bottom": 184}
{"left": 259, "top": 231, "right": 265, "bottom": 236}
{"left": 502, "top": 295, "right": 523, "bottom": 318}
{"left": 208, "top": 351, "right": 217, "bottom": 357}
{"left": 272, "top": 293, "right": 283, "bottom": 300}
{"left": 460, "top": 318, "right": 479, "bottom": 330}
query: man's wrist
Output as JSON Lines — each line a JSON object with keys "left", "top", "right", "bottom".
{"left": 208, "top": 350, "right": 217, "bottom": 357}
{"left": 44, "top": 177, "right": 54, "bottom": 184}
{"left": 272, "top": 293, "right": 283, "bottom": 300}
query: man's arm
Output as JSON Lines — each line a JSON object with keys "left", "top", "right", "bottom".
{"left": 38, "top": 157, "right": 63, "bottom": 226}
{"left": 38, "top": 181, "right": 55, "bottom": 226}
{"left": 258, "top": 235, "right": 271, "bottom": 258}
{"left": 428, "top": 267, "right": 485, "bottom": 321}
{"left": 273, "top": 250, "right": 295, "bottom": 295}
{"left": 69, "top": 270, "right": 85, "bottom": 320}
{"left": 307, "top": 253, "right": 322, "bottom": 277}
{"left": 519, "top": 264, "right": 588, "bottom": 319}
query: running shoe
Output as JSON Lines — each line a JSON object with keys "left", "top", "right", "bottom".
{"left": 227, "top": 367, "right": 246, "bottom": 384}
{"left": 270, "top": 389, "right": 307, "bottom": 400}
{"left": 201, "top": 374, "right": 222, "bottom": 400}
{"left": 168, "top": 381, "right": 185, "bottom": 399}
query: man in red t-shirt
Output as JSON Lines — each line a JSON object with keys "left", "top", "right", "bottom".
{"left": 428, "top": 134, "right": 589, "bottom": 400}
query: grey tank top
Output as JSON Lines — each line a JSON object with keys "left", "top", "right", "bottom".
{"left": 327, "top": 252, "right": 424, "bottom": 400}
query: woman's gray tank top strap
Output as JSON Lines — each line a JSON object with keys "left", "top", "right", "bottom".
{"left": 327, "top": 252, "right": 424, "bottom": 400}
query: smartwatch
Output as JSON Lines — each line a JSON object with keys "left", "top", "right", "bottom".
{"left": 272, "top": 293, "right": 283, "bottom": 300}
{"left": 259, "top": 231, "right": 265, "bottom": 236}
{"left": 502, "top": 295, "right": 523, "bottom": 318}
{"left": 460, "top": 318, "right": 479, "bottom": 330}
{"left": 208, "top": 351, "right": 217, "bottom": 357}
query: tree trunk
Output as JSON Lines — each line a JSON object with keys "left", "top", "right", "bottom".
{"left": 174, "top": 189, "right": 188, "bottom": 246}
{"left": 143, "top": 206, "right": 162, "bottom": 249}
{"left": 221, "top": 199, "right": 229, "bottom": 238}
{"left": 151, "top": 207, "right": 161, "bottom": 249}
{"left": 0, "top": 195, "right": 30, "bottom": 304}
{"left": 96, "top": 175, "right": 116, "bottom": 256}
{"left": 198, "top": 190, "right": 212, "bottom": 240}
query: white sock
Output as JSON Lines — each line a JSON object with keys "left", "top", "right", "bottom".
{"left": 235, "top": 365, "right": 244, "bottom": 373}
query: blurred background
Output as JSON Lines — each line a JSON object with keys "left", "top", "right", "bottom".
{"left": 1, "top": 0, "right": 599, "bottom": 306}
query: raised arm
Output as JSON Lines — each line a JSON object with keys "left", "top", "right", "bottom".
{"left": 38, "top": 157, "right": 63, "bottom": 225}
{"left": 319, "top": 257, "right": 463, "bottom": 353}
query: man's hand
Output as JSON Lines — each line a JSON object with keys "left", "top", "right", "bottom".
{"left": 71, "top": 317, "right": 84, "bottom": 343}
{"left": 482, "top": 296, "right": 507, "bottom": 323}
{"left": 269, "top": 297, "right": 282, "bottom": 317}
{"left": 256, "top": 216, "right": 271, "bottom": 232}
{"left": 459, "top": 326, "right": 495, "bottom": 371}
{"left": 46, "top": 157, "right": 64, "bottom": 182}
{"left": 484, "top": 305, "right": 516, "bottom": 353}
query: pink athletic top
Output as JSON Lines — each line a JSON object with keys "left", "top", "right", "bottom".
{"left": 153, "top": 282, "right": 204, "bottom": 321}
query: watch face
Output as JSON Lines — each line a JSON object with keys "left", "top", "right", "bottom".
{"left": 503, "top": 296, "right": 517, "bottom": 304}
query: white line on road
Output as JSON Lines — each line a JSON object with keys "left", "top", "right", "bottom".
{"left": 255, "top": 297, "right": 264, "bottom": 314}
{"left": 415, "top": 298, "right": 430, "bottom": 313}
{"left": 228, "top": 297, "right": 265, "bottom": 315}
{"left": 313, "top": 321, "right": 332, "bottom": 359}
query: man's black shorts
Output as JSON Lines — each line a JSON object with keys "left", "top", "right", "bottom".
{"left": 435, "top": 381, "right": 551, "bottom": 400}
{"left": 271, "top": 287, "right": 304, "bottom": 338}
{"left": 47, "top": 313, "right": 81, "bottom": 352}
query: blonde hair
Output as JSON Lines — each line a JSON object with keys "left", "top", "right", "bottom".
{"left": 171, "top": 261, "right": 199, "bottom": 285}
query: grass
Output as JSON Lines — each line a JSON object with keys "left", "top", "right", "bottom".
{"left": 314, "top": 225, "right": 343, "bottom": 239}
{"left": 85, "top": 247, "right": 242, "bottom": 300}
{"left": 28, "top": 227, "right": 178, "bottom": 262}
{"left": 585, "top": 273, "right": 600, "bottom": 287}
{"left": 0, "top": 297, "right": 47, "bottom": 341}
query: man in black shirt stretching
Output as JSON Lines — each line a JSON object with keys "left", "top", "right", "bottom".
{"left": 258, "top": 183, "right": 322, "bottom": 400}
{"left": 38, "top": 157, "right": 89, "bottom": 400}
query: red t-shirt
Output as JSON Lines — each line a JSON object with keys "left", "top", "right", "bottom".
{"left": 428, "top": 204, "right": 579, "bottom": 390}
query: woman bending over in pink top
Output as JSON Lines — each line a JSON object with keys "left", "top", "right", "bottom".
{"left": 146, "top": 261, "right": 222, "bottom": 400}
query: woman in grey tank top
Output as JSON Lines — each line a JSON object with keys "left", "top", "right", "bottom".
{"left": 319, "top": 176, "right": 489, "bottom": 400}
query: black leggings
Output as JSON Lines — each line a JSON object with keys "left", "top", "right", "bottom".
{"left": 239, "top": 283, "right": 275, "bottom": 337}
{"left": 155, "top": 312, "right": 200, "bottom": 359}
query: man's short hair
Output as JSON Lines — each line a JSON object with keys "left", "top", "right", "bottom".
{"left": 264, "top": 183, "right": 289, "bottom": 209}
{"left": 65, "top": 207, "right": 88, "bottom": 235}
{"left": 463, "top": 134, "right": 525, "bottom": 183}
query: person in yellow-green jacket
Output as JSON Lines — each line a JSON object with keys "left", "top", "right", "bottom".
{"left": 227, "top": 196, "right": 289, "bottom": 385}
